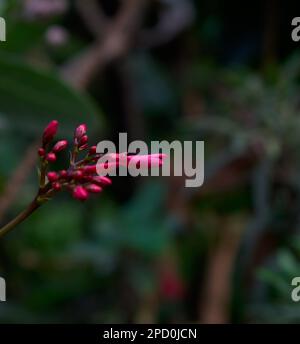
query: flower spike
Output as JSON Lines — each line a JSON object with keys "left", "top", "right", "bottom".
{"left": 42, "top": 120, "right": 58, "bottom": 146}
{"left": 0, "top": 119, "right": 168, "bottom": 239}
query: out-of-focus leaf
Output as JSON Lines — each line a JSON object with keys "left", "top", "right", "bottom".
{"left": 0, "top": 52, "right": 102, "bottom": 136}
{"left": 277, "top": 251, "right": 300, "bottom": 278}
{"left": 258, "top": 268, "right": 290, "bottom": 296}
{"left": 18, "top": 201, "right": 83, "bottom": 256}
{"left": 3, "top": 22, "right": 46, "bottom": 54}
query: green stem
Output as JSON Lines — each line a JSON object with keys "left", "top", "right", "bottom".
{"left": 0, "top": 199, "right": 41, "bottom": 239}
{"left": 40, "top": 163, "right": 46, "bottom": 188}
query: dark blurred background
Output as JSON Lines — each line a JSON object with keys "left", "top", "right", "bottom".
{"left": 1, "top": 0, "right": 300, "bottom": 324}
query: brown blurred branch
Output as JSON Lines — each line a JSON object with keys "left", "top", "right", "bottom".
{"left": 61, "top": 0, "right": 148, "bottom": 89}
{"left": 75, "top": 0, "right": 109, "bottom": 38}
{"left": 140, "top": 0, "right": 194, "bottom": 49}
{"left": 199, "top": 217, "right": 243, "bottom": 324}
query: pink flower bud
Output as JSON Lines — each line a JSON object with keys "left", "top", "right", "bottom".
{"left": 92, "top": 176, "right": 112, "bottom": 186}
{"left": 128, "top": 155, "right": 163, "bottom": 168}
{"left": 73, "top": 170, "right": 84, "bottom": 180}
{"left": 72, "top": 186, "right": 89, "bottom": 201}
{"left": 79, "top": 135, "right": 88, "bottom": 146}
{"left": 79, "top": 144, "right": 89, "bottom": 151}
{"left": 53, "top": 140, "right": 68, "bottom": 153}
{"left": 86, "top": 184, "right": 103, "bottom": 193}
{"left": 100, "top": 176, "right": 113, "bottom": 185}
{"left": 59, "top": 170, "right": 68, "bottom": 178}
{"left": 47, "top": 172, "right": 59, "bottom": 182}
{"left": 52, "top": 182, "right": 62, "bottom": 191}
{"left": 46, "top": 152, "right": 57, "bottom": 162}
{"left": 83, "top": 165, "right": 97, "bottom": 174}
{"left": 147, "top": 154, "right": 167, "bottom": 160}
{"left": 74, "top": 124, "right": 87, "bottom": 141}
{"left": 106, "top": 153, "right": 127, "bottom": 165}
{"left": 38, "top": 148, "right": 46, "bottom": 157}
{"left": 95, "top": 162, "right": 119, "bottom": 176}
{"left": 88, "top": 146, "right": 97, "bottom": 156}
{"left": 43, "top": 120, "right": 58, "bottom": 145}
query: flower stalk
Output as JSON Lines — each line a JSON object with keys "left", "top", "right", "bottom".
{"left": 0, "top": 199, "right": 41, "bottom": 238}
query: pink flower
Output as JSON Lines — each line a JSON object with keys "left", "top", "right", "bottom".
{"left": 92, "top": 176, "right": 112, "bottom": 186}
{"left": 104, "top": 153, "right": 128, "bottom": 166}
{"left": 46, "top": 152, "right": 57, "bottom": 162}
{"left": 96, "top": 162, "right": 119, "bottom": 175}
{"left": 83, "top": 163, "right": 117, "bottom": 175}
{"left": 79, "top": 135, "right": 88, "bottom": 146}
{"left": 59, "top": 170, "right": 68, "bottom": 179}
{"left": 38, "top": 148, "right": 46, "bottom": 157}
{"left": 52, "top": 182, "right": 62, "bottom": 191}
{"left": 72, "top": 170, "right": 84, "bottom": 180}
{"left": 79, "top": 144, "right": 89, "bottom": 151}
{"left": 74, "top": 124, "right": 87, "bottom": 141}
{"left": 86, "top": 184, "right": 103, "bottom": 193}
{"left": 82, "top": 165, "right": 97, "bottom": 174}
{"left": 43, "top": 120, "right": 58, "bottom": 145}
{"left": 147, "top": 154, "right": 167, "bottom": 160}
{"left": 72, "top": 186, "right": 89, "bottom": 201}
{"left": 47, "top": 172, "right": 59, "bottom": 182}
{"left": 128, "top": 155, "right": 163, "bottom": 168}
{"left": 53, "top": 140, "right": 68, "bottom": 153}
{"left": 88, "top": 146, "right": 97, "bottom": 156}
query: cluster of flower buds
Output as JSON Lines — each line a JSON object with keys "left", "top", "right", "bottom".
{"left": 37, "top": 120, "right": 166, "bottom": 202}
{"left": 38, "top": 120, "right": 68, "bottom": 163}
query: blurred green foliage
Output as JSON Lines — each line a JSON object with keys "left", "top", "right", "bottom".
{"left": 1, "top": 0, "right": 300, "bottom": 324}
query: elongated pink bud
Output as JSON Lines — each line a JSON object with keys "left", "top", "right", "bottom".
{"left": 38, "top": 148, "right": 46, "bottom": 157}
{"left": 47, "top": 172, "right": 59, "bottom": 182}
{"left": 128, "top": 155, "right": 163, "bottom": 168}
{"left": 100, "top": 176, "right": 112, "bottom": 185}
{"left": 79, "top": 135, "right": 88, "bottom": 146}
{"left": 88, "top": 146, "right": 97, "bottom": 156}
{"left": 46, "top": 152, "right": 57, "bottom": 162}
{"left": 75, "top": 124, "right": 87, "bottom": 140}
{"left": 92, "top": 176, "right": 112, "bottom": 186}
{"left": 73, "top": 186, "right": 89, "bottom": 201}
{"left": 105, "top": 153, "right": 120, "bottom": 161}
{"left": 52, "top": 182, "right": 62, "bottom": 191}
{"left": 83, "top": 165, "right": 97, "bottom": 174}
{"left": 59, "top": 170, "right": 68, "bottom": 178}
{"left": 79, "top": 144, "right": 89, "bottom": 151}
{"left": 96, "top": 162, "right": 119, "bottom": 175}
{"left": 53, "top": 140, "right": 68, "bottom": 153}
{"left": 105, "top": 153, "right": 127, "bottom": 165}
{"left": 73, "top": 170, "right": 84, "bottom": 180}
{"left": 86, "top": 184, "right": 103, "bottom": 193}
{"left": 146, "top": 153, "right": 167, "bottom": 160}
{"left": 43, "top": 120, "right": 58, "bottom": 145}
